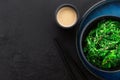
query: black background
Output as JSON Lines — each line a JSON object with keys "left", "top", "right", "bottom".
{"left": 0, "top": 0, "right": 100, "bottom": 80}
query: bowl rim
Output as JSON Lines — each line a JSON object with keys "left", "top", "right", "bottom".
{"left": 79, "top": 15, "right": 120, "bottom": 73}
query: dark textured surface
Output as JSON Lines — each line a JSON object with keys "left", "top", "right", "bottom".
{"left": 0, "top": 0, "right": 100, "bottom": 80}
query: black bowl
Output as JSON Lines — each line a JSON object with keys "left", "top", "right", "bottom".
{"left": 55, "top": 4, "right": 79, "bottom": 29}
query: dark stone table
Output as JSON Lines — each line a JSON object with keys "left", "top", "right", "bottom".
{"left": 0, "top": 0, "right": 100, "bottom": 80}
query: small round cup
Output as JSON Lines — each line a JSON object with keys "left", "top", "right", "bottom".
{"left": 55, "top": 4, "right": 79, "bottom": 29}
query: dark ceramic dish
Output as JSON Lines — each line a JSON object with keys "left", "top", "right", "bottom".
{"left": 77, "top": 0, "right": 120, "bottom": 80}
{"left": 55, "top": 4, "right": 79, "bottom": 29}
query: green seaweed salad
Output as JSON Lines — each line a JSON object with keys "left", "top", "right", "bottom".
{"left": 84, "top": 19, "right": 120, "bottom": 70}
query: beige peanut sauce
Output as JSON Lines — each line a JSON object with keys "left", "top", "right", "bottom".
{"left": 57, "top": 7, "right": 77, "bottom": 27}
